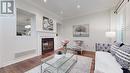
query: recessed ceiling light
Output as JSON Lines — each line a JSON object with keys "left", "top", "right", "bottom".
{"left": 44, "top": 0, "right": 47, "bottom": 3}
{"left": 77, "top": 5, "right": 80, "bottom": 8}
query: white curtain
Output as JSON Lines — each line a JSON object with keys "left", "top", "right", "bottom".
{"left": 116, "top": 3, "right": 126, "bottom": 43}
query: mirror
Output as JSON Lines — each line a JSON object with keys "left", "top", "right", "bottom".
{"left": 16, "top": 8, "right": 33, "bottom": 36}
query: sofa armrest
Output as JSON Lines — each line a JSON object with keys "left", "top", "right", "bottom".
{"left": 95, "top": 43, "right": 111, "bottom": 52}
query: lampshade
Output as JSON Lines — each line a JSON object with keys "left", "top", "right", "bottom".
{"left": 105, "top": 31, "right": 116, "bottom": 38}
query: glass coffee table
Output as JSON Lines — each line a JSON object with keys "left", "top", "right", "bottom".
{"left": 42, "top": 53, "right": 77, "bottom": 73}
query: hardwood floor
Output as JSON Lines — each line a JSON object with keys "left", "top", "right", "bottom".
{"left": 0, "top": 56, "right": 41, "bottom": 73}
{"left": 41, "top": 51, "right": 54, "bottom": 58}
{"left": 0, "top": 50, "right": 95, "bottom": 73}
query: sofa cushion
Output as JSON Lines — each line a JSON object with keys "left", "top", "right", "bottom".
{"left": 114, "top": 45, "right": 130, "bottom": 69}
{"left": 95, "top": 51, "right": 123, "bottom": 73}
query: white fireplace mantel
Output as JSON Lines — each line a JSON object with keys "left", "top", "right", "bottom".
{"left": 37, "top": 32, "right": 57, "bottom": 55}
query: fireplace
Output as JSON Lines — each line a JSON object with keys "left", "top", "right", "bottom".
{"left": 42, "top": 38, "right": 54, "bottom": 55}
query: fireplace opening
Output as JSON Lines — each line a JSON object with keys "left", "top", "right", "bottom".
{"left": 42, "top": 38, "right": 54, "bottom": 55}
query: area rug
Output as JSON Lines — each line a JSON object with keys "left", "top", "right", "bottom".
{"left": 69, "top": 55, "right": 92, "bottom": 73}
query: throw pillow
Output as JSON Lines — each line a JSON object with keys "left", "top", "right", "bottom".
{"left": 113, "top": 41, "right": 124, "bottom": 47}
{"left": 110, "top": 45, "right": 119, "bottom": 56}
{"left": 114, "top": 45, "right": 130, "bottom": 69}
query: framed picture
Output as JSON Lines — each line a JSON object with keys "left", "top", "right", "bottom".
{"left": 73, "top": 24, "right": 89, "bottom": 37}
{"left": 42, "top": 16, "right": 56, "bottom": 32}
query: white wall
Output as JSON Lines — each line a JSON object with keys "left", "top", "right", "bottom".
{"left": 0, "top": 14, "right": 18, "bottom": 67}
{"left": 62, "top": 11, "right": 111, "bottom": 51}
{"left": 55, "top": 24, "right": 64, "bottom": 49}
{"left": 0, "top": 0, "right": 62, "bottom": 68}
{"left": 0, "top": 5, "right": 38, "bottom": 67}
{"left": 0, "top": 17, "right": 2, "bottom": 68}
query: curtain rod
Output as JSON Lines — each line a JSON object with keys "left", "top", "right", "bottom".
{"left": 114, "top": 0, "right": 125, "bottom": 14}
{"left": 114, "top": 0, "right": 130, "bottom": 14}
{"left": 114, "top": 0, "right": 129, "bottom": 14}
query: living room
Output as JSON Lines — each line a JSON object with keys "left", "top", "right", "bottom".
{"left": 0, "top": 0, "right": 130, "bottom": 73}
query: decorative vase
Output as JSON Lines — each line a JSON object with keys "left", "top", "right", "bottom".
{"left": 62, "top": 40, "right": 69, "bottom": 54}
{"left": 63, "top": 44, "right": 67, "bottom": 54}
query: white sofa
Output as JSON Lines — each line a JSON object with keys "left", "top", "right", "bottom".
{"left": 94, "top": 51, "right": 123, "bottom": 73}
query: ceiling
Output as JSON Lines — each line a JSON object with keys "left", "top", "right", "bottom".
{"left": 25, "top": 0, "right": 120, "bottom": 19}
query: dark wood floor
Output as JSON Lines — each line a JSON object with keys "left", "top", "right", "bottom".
{"left": 0, "top": 50, "right": 95, "bottom": 73}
